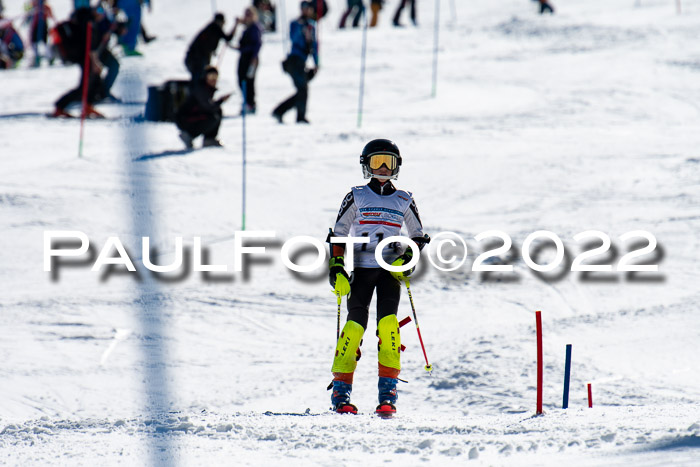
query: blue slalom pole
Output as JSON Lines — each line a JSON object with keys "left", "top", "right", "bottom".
{"left": 562, "top": 344, "right": 572, "bottom": 409}
{"left": 241, "top": 80, "right": 247, "bottom": 231}
{"left": 431, "top": 0, "right": 441, "bottom": 97}
{"left": 357, "top": 10, "right": 368, "bottom": 128}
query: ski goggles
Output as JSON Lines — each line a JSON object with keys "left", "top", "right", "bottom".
{"left": 367, "top": 153, "right": 399, "bottom": 170}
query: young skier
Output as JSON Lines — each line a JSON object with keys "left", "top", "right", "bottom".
{"left": 328, "top": 139, "right": 429, "bottom": 415}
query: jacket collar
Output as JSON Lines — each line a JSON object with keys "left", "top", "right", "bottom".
{"left": 368, "top": 178, "right": 396, "bottom": 196}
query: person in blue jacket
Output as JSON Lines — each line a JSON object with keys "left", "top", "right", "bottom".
{"left": 118, "top": 0, "right": 148, "bottom": 56}
{"left": 272, "top": 1, "right": 318, "bottom": 124}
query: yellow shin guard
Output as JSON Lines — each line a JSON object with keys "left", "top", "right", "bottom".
{"left": 332, "top": 320, "right": 365, "bottom": 380}
{"left": 377, "top": 315, "right": 401, "bottom": 378}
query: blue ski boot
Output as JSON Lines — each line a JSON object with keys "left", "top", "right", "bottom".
{"left": 331, "top": 380, "right": 358, "bottom": 414}
{"left": 376, "top": 377, "right": 398, "bottom": 416}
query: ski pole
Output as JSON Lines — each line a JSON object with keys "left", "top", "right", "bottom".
{"left": 78, "top": 21, "right": 93, "bottom": 158}
{"left": 326, "top": 292, "right": 343, "bottom": 392}
{"left": 335, "top": 292, "right": 342, "bottom": 340}
{"left": 404, "top": 278, "right": 433, "bottom": 373}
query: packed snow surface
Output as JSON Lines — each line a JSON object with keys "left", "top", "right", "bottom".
{"left": 1, "top": 0, "right": 699, "bottom": 465}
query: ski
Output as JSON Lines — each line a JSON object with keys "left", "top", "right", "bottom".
{"left": 263, "top": 409, "right": 323, "bottom": 417}
{"left": 333, "top": 403, "right": 358, "bottom": 415}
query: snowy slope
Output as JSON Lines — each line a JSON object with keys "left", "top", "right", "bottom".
{"left": 1, "top": 0, "right": 700, "bottom": 465}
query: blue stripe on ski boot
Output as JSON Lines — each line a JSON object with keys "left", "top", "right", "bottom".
{"left": 378, "top": 377, "right": 398, "bottom": 405}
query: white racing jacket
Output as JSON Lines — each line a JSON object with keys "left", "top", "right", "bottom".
{"left": 333, "top": 179, "right": 424, "bottom": 268}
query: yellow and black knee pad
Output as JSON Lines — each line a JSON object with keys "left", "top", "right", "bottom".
{"left": 332, "top": 320, "right": 365, "bottom": 376}
{"left": 377, "top": 315, "right": 401, "bottom": 377}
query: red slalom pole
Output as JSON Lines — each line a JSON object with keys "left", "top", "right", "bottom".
{"left": 588, "top": 383, "right": 593, "bottom": 408}
{"left": 536, "top": 310, "right": 543, "bottom": 415}
{"left": 78, "top": 22, "right": 93, "bottom": 158}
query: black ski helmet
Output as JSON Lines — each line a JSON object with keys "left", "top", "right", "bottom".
{"left": 360, "top": 139, "right": 402, "bottom": 180}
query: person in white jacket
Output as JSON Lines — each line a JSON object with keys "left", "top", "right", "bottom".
{"left": 328, "top": 138, "right": 429, "bottom": 416}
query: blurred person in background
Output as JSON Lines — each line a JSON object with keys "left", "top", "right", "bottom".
{"left": 537, "top": 0, "right": 554, "bottom": 14}
{"left": 369, "top": 0, "right": 383, "bottom": 27}
{"left": 252, "top": 0, "right": 276, "bottom": 32}
{"left": 184, "top": 12, "right": 234, "bottom": 83}
{"left": 272, "top": 1, "right": 318, "bottom": 124}
{"left": 392, "top": 0, "right": 415, "bottom": 27}
{"left": 94, "top": 1, "right": 127, "bottom": 102}
{"left": 232, "top": 6, "right": 262, "bottom": 114}
{"left": 339, "top": 0, "right": 364, "bottom": 29}
{"left": 52, "top": 7, "right": 103, "bottom": 118}
{"left": 117, "top": 0, "right": 147, "bottom": 56}
{"left": 175, "top": 65, "right": 231, "bottom": 149}
{"left": 24, "top": 0, "right": 55, "bottom": 67}
{"left": 139, "top": 0, "right": 155, "bottom": 44}
{"left": 0, "top": 14, "right": 24, "bottom": 69}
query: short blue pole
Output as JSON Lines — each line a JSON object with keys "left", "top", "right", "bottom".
{"left": 563, "top": 344, "right": 572, "bottom": 409}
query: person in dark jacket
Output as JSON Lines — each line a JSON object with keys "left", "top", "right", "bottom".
{"left": 52, "top": 7, "right": 104, "bottom": 118}
{"left": 175, "top": 66, "right": 231, "bottom": 149}
{"left": 272, "top": 1, "right": 318, "bottom": 124}
{"left": 184, "top": 13, "right": 234, "bottom": 83}
{"left": 232, "top": 6, "right": 262, "bottom": 114}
